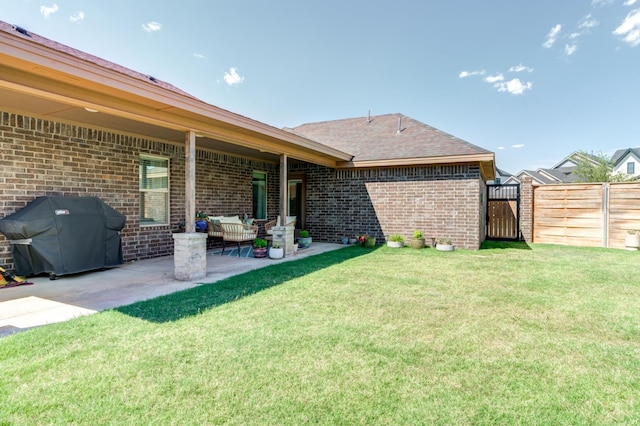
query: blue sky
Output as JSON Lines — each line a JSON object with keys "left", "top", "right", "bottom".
{"left": 2, "top": 0, "right": 639, "bottom": 174}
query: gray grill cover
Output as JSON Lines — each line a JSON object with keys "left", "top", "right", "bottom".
{"left": 0, "top": 196, "right": 126, "bottom": 277}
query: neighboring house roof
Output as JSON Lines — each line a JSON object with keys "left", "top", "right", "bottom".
{"left": 496, "top": 167, "right": 513, "bottom": 178}
{"left": 287, "top": 114, "right": 495, "bottom": 178}
{"left": 509, "top": 151, "right": 600, "bottom": 185}
{"left": 612, "top": 148, "right": 640, "bottom": 166}
{"left": 537, "top": 167, "right": 580, "bottom": 183}
{"left": 518, "top": 170, "right": 557, "bottom": 185}
{"left": 551, "top": 151, "right": 599, "bottom": 170}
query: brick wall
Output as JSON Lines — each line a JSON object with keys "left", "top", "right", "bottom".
{"left": 0, "top": 110, "right": 487, "bottom": 271}
{"left": 292, "top": 162, "right": 485, "bottom": 249}
{"left": 0, "top": 111, "right": 278, "bottom": 269}
{"left": 519, "top": 176, "right": 533, "bottom": 242}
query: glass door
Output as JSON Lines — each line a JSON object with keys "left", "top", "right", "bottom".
{"left": 288, "top": 176, "right": 304, "bottom": 230}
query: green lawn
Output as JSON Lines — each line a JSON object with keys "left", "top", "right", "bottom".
{"left": 1, "top": 242, "right": 639, "bottom": 425}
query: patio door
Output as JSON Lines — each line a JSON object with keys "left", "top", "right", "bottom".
{"left": 288, "top": 174, "right": 305, "bottom": 230}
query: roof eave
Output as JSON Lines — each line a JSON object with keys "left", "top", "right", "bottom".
{"left": 0, "top": 28, "right": 353, "bottom": 166}
{"left": 337, "top": 153, "right": 496, "bottom": 180}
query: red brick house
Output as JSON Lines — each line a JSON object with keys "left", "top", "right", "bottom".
{"left": 0, "top": 21, "right": 494, "bottom": 279}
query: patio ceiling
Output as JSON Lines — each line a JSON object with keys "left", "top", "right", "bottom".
{"left": 0, "top": 24, "right": 352, "bottom": 168}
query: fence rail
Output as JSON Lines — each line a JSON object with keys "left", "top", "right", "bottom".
{"left": 533, "top": 182, "right": 640, "bottom": 249}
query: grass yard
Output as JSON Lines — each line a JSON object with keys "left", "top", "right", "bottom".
{"left": 1, "top": 242, "right": 639, "bottom": 425}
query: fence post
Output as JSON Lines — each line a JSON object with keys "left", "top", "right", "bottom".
{"left": 603, "top": 183, "right": 609, "bottom": 248}
{"left": 520, "top": 176, "right": 534, "bottom": 242}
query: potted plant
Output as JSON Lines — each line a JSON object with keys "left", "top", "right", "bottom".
{"left": 348, "top": 236, "right": 358, "bottom": 244}
{"left": 358, "top": 234, "right": 376, "bottom": 247}
{"left": 411, "top": 230, "right": 425, "bottom": 249}
{"left": 252, "top": 238, "right": 268, "bottom": 258}
{"left": 625, "top": 230, "right": 640, "bottom": 251}
{"left": 269, "top": 242, "right": 284, "bottom": 259}
{"left": 387, "top": 234, "right": 404, "bottom": 248}
{"left": 436, "top": 237, "right": 454, "bottom": 252}
{"left": 298, "top": 230, "right": 312, "bottom": 249}
{"left": 341, "top": 236, "right": 349, "bottom": 244}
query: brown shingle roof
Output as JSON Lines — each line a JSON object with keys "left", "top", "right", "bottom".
{"left": 288, "top": 113, "right": 492, "bottom": 162}
{"left": 0, "top": 21, "right": 198, "bottom": 100}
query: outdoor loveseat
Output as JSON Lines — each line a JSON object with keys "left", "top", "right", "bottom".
{"left": 206, "top": 215, "right": 258, "bottom": 256}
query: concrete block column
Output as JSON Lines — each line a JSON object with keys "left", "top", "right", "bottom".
{"left": 271, "top": 225, "right": 295, "bottom": 257}
{"left": 172, "top": 232, "right": 207, "bottom": 281}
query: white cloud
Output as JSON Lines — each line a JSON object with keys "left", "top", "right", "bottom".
{"left": 459, "top": 70, "right": 485, "bottom": 78}
{"left": 565, "top": 44, "right": 578, "bottom": 55}
{"left": 142, "top": 21, "right": 162, "bottom": 32}
{"left": 498, "top": 146, "right": 505, "bottom": 150}
{"left": 543, "top": 24, "right": 562, "bottom": 48}
{"left": 40, "top": 3, "right": 59, "bottom": 18}
{"left": 511, "top": 144, "right": 525, "bottom": 149}
{"left": 223, "top": 67, "right": 244, "bottom": 86}
{"left": 579, "top": 14, "right": 599, "bottom": 29}
{"left": 624, "top": 0, "right": 638, "bottom": 5}
{"left": 69, "top": 11, "right": 85, "bottom": 23}
{"left": 193, "top": 53, "right": 205, "bottom": 59}
{"left": 592, "top": 0, "right": 613, "bottom": 6}
{"left": 494, "top": 79, "right": 533, "bottom": 95}
{"left": 484, "top": 73, "right": 504, "bottom": 83}
{"left": 613, "top": 8, "right": 640, "bottom": 46}
{"left": 508, "top": 64, "right": 534, "bottom": 73}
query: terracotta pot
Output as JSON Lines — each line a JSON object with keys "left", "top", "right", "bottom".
{"left": 411, "top": 238, "right": 425, "bottom": 249}
{"left": 252, "top": 247, "right": 268, "bottom": 258}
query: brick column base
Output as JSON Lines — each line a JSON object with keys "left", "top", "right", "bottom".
{"left": 172, "top": 232, "right": 207, "bottom": 281}
{"left": 271, "top": 225, "right": 295, "bottom": 257}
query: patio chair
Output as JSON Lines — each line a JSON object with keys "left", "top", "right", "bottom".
{"left": 220, "top": 222, "right": 258, "bottom": 256}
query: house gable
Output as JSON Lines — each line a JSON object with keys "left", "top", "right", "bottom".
{"left": 288, "top": 113, "right": 495, "bottom": 180}
{"left": 612, "top": 149, "right": 640, "bottom": 177}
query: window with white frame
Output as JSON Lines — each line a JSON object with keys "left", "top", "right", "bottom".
{"left": 139, "top": 155, "right": 169, "bottom": 225}
{"left": 252, "top": 171, "right": 267, "bottom": 220}
{"left": 627, "top": 161, "right": 635, "bottom": 175}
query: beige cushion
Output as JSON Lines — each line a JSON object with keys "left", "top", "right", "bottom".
{"left": 222, "top": 215, "right": 242, "bottom": 224}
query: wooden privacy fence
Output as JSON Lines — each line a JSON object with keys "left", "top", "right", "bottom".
{"left": 533, "top": 182, "right": 640, "bottom": 249}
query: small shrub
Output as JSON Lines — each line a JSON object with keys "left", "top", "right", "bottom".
{"left": 413, "top": 230, "right": 424, "bottom": 239}
{"left": 437, "top": 237, "right": 452, "bottom": 245}
{"left": 253, "top": 238, "right": 267, "bottom": 248}
{"left": 389, "top": 234, "right": 405, "bottom": 243}
{"left": 299, "top": 230, "right": 310, "bottom": 238}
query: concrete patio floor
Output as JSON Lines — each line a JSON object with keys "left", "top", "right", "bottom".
{"left": 0, "top": 243, "right": 344, "bottom": 337}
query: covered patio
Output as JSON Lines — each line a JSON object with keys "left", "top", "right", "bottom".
{"left": 0, "top": 21, "right": 352, "bottom": 281}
